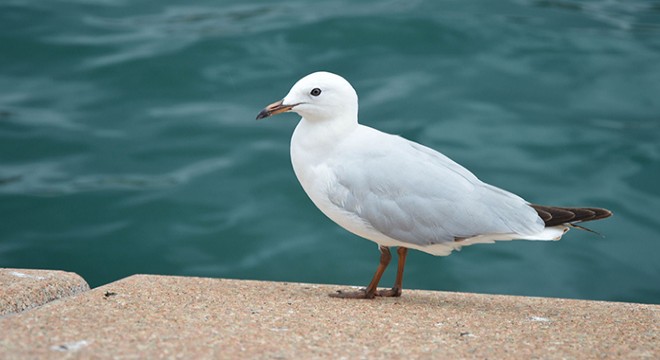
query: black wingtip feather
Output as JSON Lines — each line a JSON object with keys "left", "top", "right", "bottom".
{"left": 531, "top": 204, "right": 612, "bottom": 227}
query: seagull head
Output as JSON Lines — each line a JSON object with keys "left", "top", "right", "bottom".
{"left": 256, "top": 71, "right": 358, "bottom": 123}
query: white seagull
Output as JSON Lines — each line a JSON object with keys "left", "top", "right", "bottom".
{"left": 257, "top": 71, "right": 612, "bottom": 299}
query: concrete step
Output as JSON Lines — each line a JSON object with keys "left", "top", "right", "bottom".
{"left": 1, "top": 270, "right": 658, "bottom": 358}
{"left": 0, "top": 268, "right": 89, "bottom": 317}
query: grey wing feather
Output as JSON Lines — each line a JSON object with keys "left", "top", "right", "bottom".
{"left": 327, "top": 133, "right": 544, "bottom": 245}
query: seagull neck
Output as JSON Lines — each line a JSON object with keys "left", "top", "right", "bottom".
{"left": 300, "top": 116, "right": 358, "bottom": 138}
{"left": 292, "top": 116, "right": 358, "bottom": 155}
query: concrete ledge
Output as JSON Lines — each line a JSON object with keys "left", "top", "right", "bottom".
{"left": 0, "top": 274, "right": 658, "bottom": 358}
{"left": 0, "top": 268, "right": 89, "bottom": 317}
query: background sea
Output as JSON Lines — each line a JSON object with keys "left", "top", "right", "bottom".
{"left": 1, "top": 0, "right": 659, "bottom": 304}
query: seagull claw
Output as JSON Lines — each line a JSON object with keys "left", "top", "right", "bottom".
{"left": 328, "top": 289, "right": 375, "bottom": 299}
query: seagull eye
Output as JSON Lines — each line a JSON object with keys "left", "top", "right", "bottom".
{"left": 310, "top": 88, "right": 322, "bottom": 96}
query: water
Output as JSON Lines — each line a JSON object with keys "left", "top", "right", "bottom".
{"left": 1, "top": 0, "right": 659, "bottom": 304}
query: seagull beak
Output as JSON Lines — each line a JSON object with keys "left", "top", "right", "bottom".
{"left": 256, "top": 100, "right": 296, "bottom": 120}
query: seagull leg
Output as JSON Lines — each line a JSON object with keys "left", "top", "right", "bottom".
{"left": 376, "top": 247, "right": 408, "bottom": 297}
{"left": 330, "top": 246, "right": 391, "bottom": 299}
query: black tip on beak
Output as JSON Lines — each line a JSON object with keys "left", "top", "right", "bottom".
{"left": 256, "top": 108, "right": 271, "bottom": 120}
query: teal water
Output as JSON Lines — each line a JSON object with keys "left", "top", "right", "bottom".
{"left": 1, "top": 1, "right": 659, "bottom": 304}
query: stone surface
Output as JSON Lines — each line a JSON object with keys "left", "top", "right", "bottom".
{"left": 0, "top": 274, "right": 658, "bottom": 359}
{"left": 0, "top": 268, "right": 89, "bottom": 317}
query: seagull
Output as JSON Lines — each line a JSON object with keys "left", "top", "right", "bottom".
{"left": 256, "top": 71, "right": 612, "bottom": 299}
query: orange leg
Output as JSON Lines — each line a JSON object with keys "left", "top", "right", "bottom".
{"left": 377, "top": 247, "right": 408, "bottom": 297}
{"left": 330, "top": 246, "right": 408, "bottom": 299}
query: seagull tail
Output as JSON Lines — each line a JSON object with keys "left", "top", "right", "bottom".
{"left": 530, "top": 204, "right": 612, "bottom": 228}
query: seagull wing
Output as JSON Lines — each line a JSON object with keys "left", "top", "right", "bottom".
{"left": 325, "top": 126, "right": 544, "bottom": 246}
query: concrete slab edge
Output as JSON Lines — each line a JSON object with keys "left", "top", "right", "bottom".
{"left": 0, "top": 268, "right": 90, "bottom": 317}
